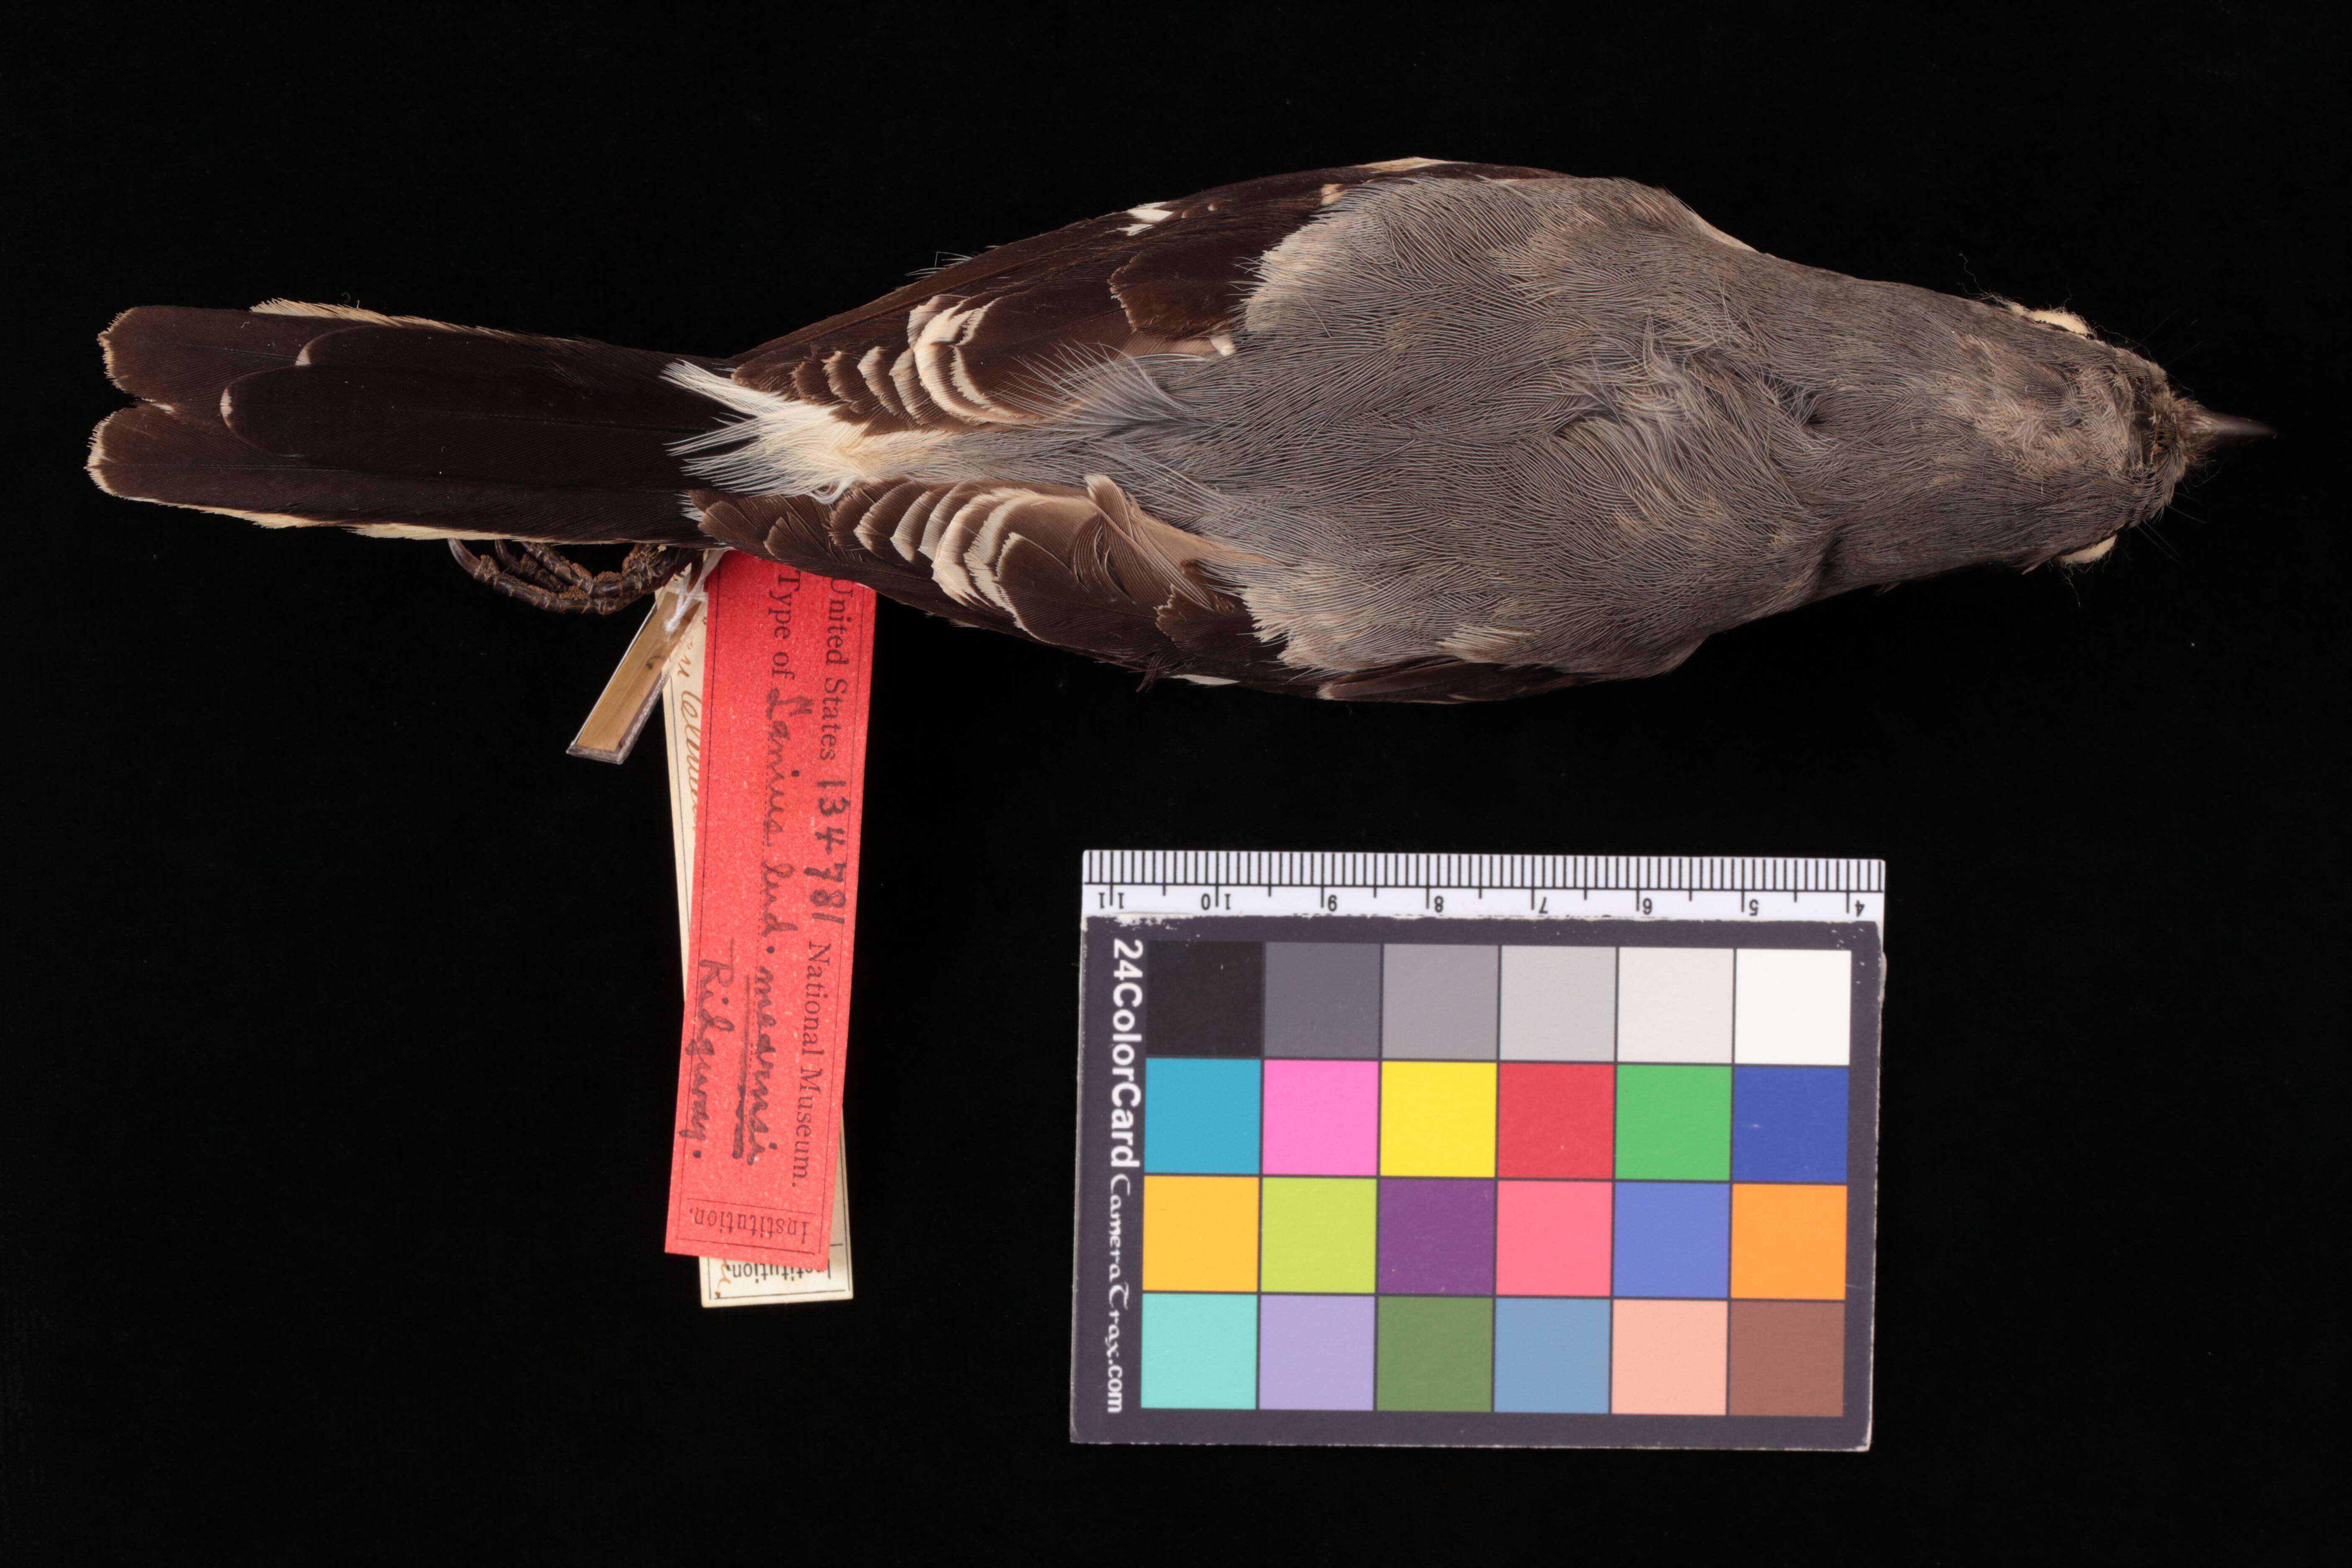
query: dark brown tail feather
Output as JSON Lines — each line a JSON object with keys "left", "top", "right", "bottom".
{"left": 90, "top": 303, "right": 734, "bottom": 543}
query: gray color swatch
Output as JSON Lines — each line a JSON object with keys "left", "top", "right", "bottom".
{"left": 1381, "top": 945, "right": 1500, "bottom": 1059}
{"left": 1499, "top": 945, "right": 1616, "bottom": 1060}
{"left": 1264, "top": 942, "right": 1383, "bottom": 1058}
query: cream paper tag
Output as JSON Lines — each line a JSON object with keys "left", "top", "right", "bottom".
{"left": 662, "top": 602, "right": 855, "bottom": 1305}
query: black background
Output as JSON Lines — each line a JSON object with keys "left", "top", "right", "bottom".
{"left": 6, "top": 3, "right": 2342, "bottom": 1558}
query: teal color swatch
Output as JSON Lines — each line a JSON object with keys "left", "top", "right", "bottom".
{"left": 1140, "top": 1293, "right": 1258, "bottom": 1408}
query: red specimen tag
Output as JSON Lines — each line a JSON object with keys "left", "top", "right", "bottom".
{"left": 665, "top": 557, "right": 875, "bottom": 1267}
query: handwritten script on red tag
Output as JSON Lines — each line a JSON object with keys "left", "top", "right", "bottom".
{"left": 665, "top": 557, "right": 875, "bottom": 1267}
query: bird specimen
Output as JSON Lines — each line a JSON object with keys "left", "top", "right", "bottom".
{"left": 89, "top": 158, "right": 2269, "bottom": 701}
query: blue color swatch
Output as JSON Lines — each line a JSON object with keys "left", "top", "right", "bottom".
{"left": 1145, "top": 1057, "right": 1262, "bottom": 1173}
{"left": 1612, "top": 1182, "right": 1731, "bottom": 1297}
{"left": 1493, "top": 1298, "right": 1612, "bottom": 1412}
{"left": 1733, "top": 1067, "right": 1848, "bottom": 1183}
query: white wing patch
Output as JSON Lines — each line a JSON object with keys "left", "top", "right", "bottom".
{"left": 664, "top": 361, "right": 953, "bottom": 499}
{"left": 1688, "top": 214, "right": 1756, "bottom": 253}
{"left": 2006, "top": 301, "right": 2095, "bottom": 337}
{"left": 915, "top": 300, "right": 1030, "bottom": 422}
{"left": 1121, "top": 202, "right": 1176, "bottom": 236}
{"left": 671, "top": 277, "right": 1073, "bottom": 493}
{"left": 1438, "top": 625, "right": 1534, "bottom": 661}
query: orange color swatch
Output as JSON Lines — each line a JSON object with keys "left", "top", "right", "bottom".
{"left": 1730, "top": 1184, "right": 1847, "bottom": 1300}
{"left": 1142, "top": 1176, "right": 1260, "bottom": 1291}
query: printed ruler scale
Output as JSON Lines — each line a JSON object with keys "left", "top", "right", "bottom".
{"left": 1083, "top": 852, "right": 1885, "bottom": 927}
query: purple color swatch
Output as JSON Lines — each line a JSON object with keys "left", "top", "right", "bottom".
{"left": 1377, "top": 1179, "right": 1496, "bottom": 1295}
{"left": 1257, "top": 1295, "right": 1377, "bottom": 1409}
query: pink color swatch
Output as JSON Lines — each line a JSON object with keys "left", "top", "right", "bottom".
{"left": 1261, "top": 1060, "right": 1379, "bottom": 1175}
{"left": 1611, "top": 1299, "right": 1730, "bottom": 1414}
{"left": 1495, "top": 1181, "right": 1612, "bottom": 1296}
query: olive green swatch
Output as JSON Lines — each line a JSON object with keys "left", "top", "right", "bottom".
{"left": 1376, "top": 1297, "right": 1494, "bottom": 1411}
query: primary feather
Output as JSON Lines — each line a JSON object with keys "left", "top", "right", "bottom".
{"left": 90, "top": 160, "right": 2261, "bottom": 700}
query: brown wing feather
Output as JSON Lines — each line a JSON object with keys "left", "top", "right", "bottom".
{"left": 696, "top": 160, "right": 1581, "bottom": 699}
{"left": 698, "top": 471, "right": 1586, "bottom": 701}
{"left": 726, "top": 160, "right": 1562, "bottom": 434}
{"left": 1315, "top": 660, "right": 1583, "bottom": 703}
{"left": 91, "top": 399, "right": 704, "bottom": 541}
{"left": 692, "top": 476, "right": 1306, "bottom": 692}
{"left": 92, "top": 303, "right": 726, "bottom": 542}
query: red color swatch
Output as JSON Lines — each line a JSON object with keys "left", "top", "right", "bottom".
{"left": 664, "top": 559, "right": 876, "bottom": 1267}
{"left": 1497, "top": 1064, "right": 1614, "bottom": 1178}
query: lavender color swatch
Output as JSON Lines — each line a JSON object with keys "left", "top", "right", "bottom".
{"left": 1257, "top": 1295, "right": 1378, "bottom": 1410}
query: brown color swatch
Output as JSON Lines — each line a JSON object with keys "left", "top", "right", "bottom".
{"left": 1728, "top": 1300, "right": 1845, "bottom": 1416}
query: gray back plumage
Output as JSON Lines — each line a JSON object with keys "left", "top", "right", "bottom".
{"left": 949, "top": 176, "right": 2190, "bottom": 680}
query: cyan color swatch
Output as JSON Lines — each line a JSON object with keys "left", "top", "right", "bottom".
{"left": 1493, "top": 1298, "right": 1612, "bottom": 1412}
{"left": 1140, "top": 1293, "right": 1258, "bottom": 1408}
{"left": 1612, "top": 1182, "right": 1731, "bottom": 1298}
{"left": 1733, "top": 1067, "right": 1849, "bottom": 1183}
{"left": 1145, "top": 1057, "right": 1261, "bottom": 1173}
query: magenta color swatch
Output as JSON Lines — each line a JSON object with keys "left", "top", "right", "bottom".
{"left": 1377, "top": 1179, "right": 1496, "bottom": 1295}
{"left": 1261, "top": 1060, "right": 1380, "bottom": 1176}
{"left": 1495, "top": 1181, "right": 1613, "bottom": 1296}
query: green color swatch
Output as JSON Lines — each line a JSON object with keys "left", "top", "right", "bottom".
{"left": 1376, "top": 1297, "right": 1494, "bottom": 1411}
{"left": 1616, "top": 1065, "right": 1732, "bottom": 1180}
{"left": 1261, "top": 1178, "right": 1378, "bottom": 1293}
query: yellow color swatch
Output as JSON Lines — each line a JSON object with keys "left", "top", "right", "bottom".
{"left": 1378, "top": 1062, "right": 1498, "bottom": 1176}
{"left": 1731, "top": 1183, "right": 1847, "bottom": 1300}
{"left": 1142, "top": 1176, "right": 1259, "bottom": 1291}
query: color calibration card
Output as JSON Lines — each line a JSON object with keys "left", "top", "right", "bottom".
{"left": 1071, "top": 853, "right": 1883, "bottom": 1449}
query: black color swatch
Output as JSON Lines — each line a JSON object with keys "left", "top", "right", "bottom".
{"left": 1147, "top": 941, "right": 1264, "bottom": 1056}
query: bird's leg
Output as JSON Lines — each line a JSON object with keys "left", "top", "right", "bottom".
{"left": 612, "top": 543, "right": 696, "bottom": 605}
{"left": 447, "top": 539, "right": 698, "bottom": 615}
{"left": 518, "top": 540, "right": 601, "bottom": 590}
{"left": 493, "top": 540, "right": 573, "bottom": 594}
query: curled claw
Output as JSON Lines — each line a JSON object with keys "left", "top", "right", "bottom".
{"left": 448, "top": 539, "right": 699, "bottom": 614}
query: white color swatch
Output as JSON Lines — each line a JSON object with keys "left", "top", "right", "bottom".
{"left": 1733, "top": 948, "right": 1852, "bottom": 1064}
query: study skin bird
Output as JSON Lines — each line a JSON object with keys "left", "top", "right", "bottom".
{"left": 88, "top": 158, "right": 2272, "bottom": 701}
